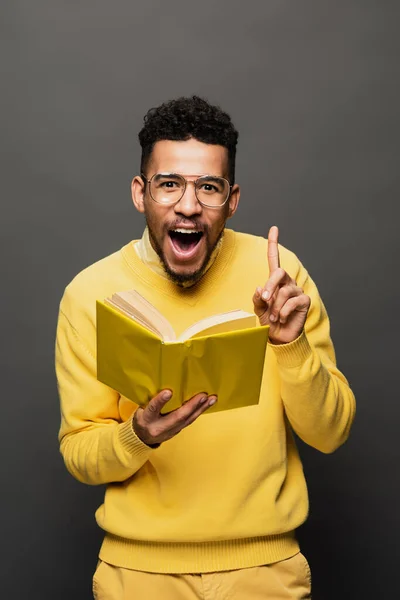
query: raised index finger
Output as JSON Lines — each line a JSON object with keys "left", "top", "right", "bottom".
{"left": 268, "top": 225, "right": 280, "bottom": 273}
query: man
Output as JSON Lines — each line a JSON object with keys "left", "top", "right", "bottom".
{"left": 56, "top": 96, "right": 355, "bottom": 599}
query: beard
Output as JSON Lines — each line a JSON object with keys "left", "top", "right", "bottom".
{"left": 146, "top": 217, "right": 224, "bottom": 287}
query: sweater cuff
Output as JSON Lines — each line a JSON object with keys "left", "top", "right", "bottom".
{"left": 117, "top": 417, "right": 154, "bottom": 459}
{"left": 269, "top": 330, "right": 313, "bottom": 368}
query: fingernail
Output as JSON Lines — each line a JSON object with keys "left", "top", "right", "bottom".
{"left": 269, "top": 314, "right": 276, "bottom": 322}
{"left": 262, "top": 291, "right": 270, "bottom": 301}
{"left": 199, "top": 395, "right": 208, "bottom": 404}
{"left": 163, "top": 391, "right": 172, "bottom": 400}
{"left": 208, "top": 396, "right": 217, "bottom": 406}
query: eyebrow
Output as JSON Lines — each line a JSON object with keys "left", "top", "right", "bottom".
{"left": 199, "top": 175, "right": 225, "bottom": 183}
{"left": 157, "top": 173, "right": 225, "bottom": 180}
{"left": 156, "top": 172, "right": 184, "bottom": 178}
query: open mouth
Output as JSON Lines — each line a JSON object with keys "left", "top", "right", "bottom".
{"left": 168, "top": 229, "right": 204, "bottom": 258}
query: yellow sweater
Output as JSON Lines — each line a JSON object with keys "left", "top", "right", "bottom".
{"left": 56, "top": 229, "right": 355, "bottom": 573}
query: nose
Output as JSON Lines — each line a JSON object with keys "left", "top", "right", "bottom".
{"left": 174, "top": 181, "right": 202, "bottom": 217}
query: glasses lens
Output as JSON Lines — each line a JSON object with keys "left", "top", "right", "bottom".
{"left": 196, "top": 176, "right": 230, "bottom": 206}
{"left": 150, "top": 173, "right": 185, "bottom": 204}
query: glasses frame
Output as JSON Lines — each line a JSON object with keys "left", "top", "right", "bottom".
{"left": 141, "top": 172, "right": 233, "bottom": 209}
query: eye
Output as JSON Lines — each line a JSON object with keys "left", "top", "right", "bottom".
{"left": 199, "top": 183, "right": 218, "bottom": 193}
{"left": 160, "top": 180, "right": 179, "bottom": 189}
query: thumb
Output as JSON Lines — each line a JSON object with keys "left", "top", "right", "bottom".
{"left": 144, "top": 389, "right": 172, "bottom": 421}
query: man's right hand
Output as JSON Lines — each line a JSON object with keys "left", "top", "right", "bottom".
{"left": 133, "top": 390, "right": 217, "bottom": 446}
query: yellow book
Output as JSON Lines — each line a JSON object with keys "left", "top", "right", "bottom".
{"left": 96, "top": 290, "right": 269, "bottom": 414}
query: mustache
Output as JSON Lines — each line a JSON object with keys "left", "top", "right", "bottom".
{"left": 166, "top": 219, "right": 208, "bottom": 233}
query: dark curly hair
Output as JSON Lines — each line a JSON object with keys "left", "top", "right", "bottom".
{"left": 139, "top": 96, "right": 239, "bottom": 183}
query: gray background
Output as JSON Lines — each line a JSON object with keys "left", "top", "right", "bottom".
{"left": 1, "top": 1, "right": 399, "bottom": 598}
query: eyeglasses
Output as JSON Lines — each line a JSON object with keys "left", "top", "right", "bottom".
{"left": 141, "top": 172, "right": 232, "bottom": 208}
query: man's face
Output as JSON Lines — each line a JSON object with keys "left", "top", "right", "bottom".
{"left": 132, "top": 138, "right": 239, "bottom": 286}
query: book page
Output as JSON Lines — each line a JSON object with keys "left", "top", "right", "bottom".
{"left": 106, "top": 290, "right": 176, "bottom": 341}
{"left": 178, "top": 310, "right": 257, "bottom": 341}
{"left": 103, "top": 298, "right": 162, "bottom": 338}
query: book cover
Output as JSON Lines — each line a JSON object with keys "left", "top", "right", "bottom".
{"left": 96, "top": 301, "right": 269, "bottom": 414}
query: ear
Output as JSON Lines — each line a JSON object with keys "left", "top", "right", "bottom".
{"left": 226, "top": 184, "right": 240, "bottom": 219}
{"left": 131, "top": 176, "right": 146, "bottom": 214}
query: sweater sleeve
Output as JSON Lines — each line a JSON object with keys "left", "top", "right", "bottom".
{"left": 56, "top": 308, "right": 153, "bottom": 485}
{"left": 270, "top": 261, "right": 356, "bottom": 454}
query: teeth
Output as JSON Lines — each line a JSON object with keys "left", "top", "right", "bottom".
{"left": 173, "top": 228, "right": 200, "bottom": 234}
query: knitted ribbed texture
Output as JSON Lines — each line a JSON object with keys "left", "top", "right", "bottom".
{"left": 100, "top": 532, "right": 299, "bottom": 574}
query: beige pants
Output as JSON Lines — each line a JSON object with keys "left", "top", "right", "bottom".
{"left": 92, "top": 552, "right": 312, "bottom": 599}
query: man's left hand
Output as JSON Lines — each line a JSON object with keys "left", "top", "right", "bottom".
{"left": 252, "top": 226, "right": 311, "bottom": 345}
